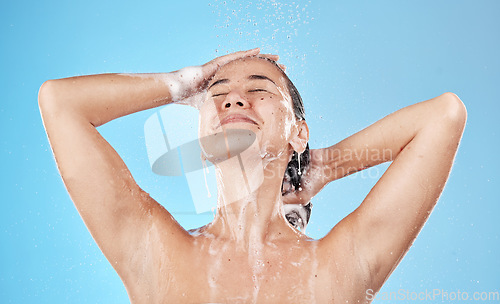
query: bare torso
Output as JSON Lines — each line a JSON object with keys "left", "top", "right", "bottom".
{"left": 125, "top": 224, "right": 368, "bottom": 304}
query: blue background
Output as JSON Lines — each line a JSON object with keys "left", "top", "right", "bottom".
{"left": 1, "top": 0, "right": 499, "bottom": 302}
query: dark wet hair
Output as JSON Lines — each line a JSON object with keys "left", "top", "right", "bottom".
{"left": 282, "top": 74, "right": 310, "bottom": 193}
{"left": 262, "top": 58, "right": 311, "bottom": 194}
{"left": 264, "top": 59, "right": 313, "bottom": 230}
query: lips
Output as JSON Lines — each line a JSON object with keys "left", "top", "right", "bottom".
{"left": 218, "top": 114, "right": 258, "bottom": 127}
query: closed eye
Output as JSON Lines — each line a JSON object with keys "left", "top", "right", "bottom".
{"left": 212, "top": 93, "right": 228, "bottom": 97}
{"left": 248, "top": 89, "right": 268, "bottom": 93}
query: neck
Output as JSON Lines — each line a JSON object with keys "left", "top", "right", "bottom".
{"left": 204, "top": 149, "right": 299, "bottom": 248}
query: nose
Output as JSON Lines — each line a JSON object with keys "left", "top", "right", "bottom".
{"left": 221, "top": 91, "right": 250, "bottom": 110}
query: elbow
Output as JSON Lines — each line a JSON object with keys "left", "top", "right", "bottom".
{"left": 438, "top": 92, "right": 467, "bottom": 129}
{"left": 38, "top": 79, "right": 72, "bottom": 119}
{"left": 38, "top": 80, "right": 60, "bottom": 114}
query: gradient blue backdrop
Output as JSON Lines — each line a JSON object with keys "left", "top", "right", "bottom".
{"left": 1, "top": 0, "right": 499, "bottom": 303}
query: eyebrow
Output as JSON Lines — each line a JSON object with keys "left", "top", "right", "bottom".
{"left": 248, "top": 74, "right": 277, "bottom": 85}
{"left": 208, "top": 74, "right": 277, "bottom": 90}
{"left": 208, "top": 78, "right": 229, "bottom": 89}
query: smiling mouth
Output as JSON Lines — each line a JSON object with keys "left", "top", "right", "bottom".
{"left": 219, "top": 115, "right": 258, "bottom": 127}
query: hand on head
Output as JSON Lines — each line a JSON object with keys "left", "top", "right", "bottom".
{"left": 174, "top": 48, "right": 285, "bottom": 107}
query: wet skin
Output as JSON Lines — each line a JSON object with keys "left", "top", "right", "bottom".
{"left": 39, "top": 49, "right": 466, "bottom": 303}
{"left": 166, "top": 58, "right": 355, "bottom": 303}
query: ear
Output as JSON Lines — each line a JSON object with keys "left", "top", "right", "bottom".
{"left": 289, "top": 120, "right": 309, "bottom": 154}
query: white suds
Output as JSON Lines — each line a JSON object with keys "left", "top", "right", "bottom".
{"left": 118, "top": 66, "right": 204, "bottom": 105}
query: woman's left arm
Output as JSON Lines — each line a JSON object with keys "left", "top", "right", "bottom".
{"left": 303, "top": 93, "right": 466, "bottom": 290}
{"left": 286, "top": 93, "right": 466, "bottom": 203}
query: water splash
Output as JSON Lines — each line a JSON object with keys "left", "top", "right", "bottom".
{"left": 209, "top": 0, "right": 315, "bottom": 70}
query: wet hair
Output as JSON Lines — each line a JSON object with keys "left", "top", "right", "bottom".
{"left": 261, "top": 58, "right": 311, "bottom": 194}
{"left": 282, "top": 74, "right": 310, "bottom": 193}
{"left": 284, "top": 202, "right": 312, "bottom": 231}
{"left": 262, "top": 58, "right": 313, "bottom": 230}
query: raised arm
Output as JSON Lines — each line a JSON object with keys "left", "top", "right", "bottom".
{"left": 316, "top": 93, "right": 466, "bottom": 292}
{"left": 38, "top": 49, "right": 265, "bottom": 284}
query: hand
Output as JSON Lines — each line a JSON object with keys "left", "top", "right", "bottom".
{"left": 202, "top": 49, "right": 284, "bottom": 74}
{"left": 171, "top": 48, "right": 283, "bottom": 108}
{"left": 282, "top": 149, "right": 329, "bottom": 206}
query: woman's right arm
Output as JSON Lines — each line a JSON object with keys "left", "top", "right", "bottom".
{"left": 38, "top": 72, "right": 194, "bottom": 283}
{"left": 38, "top": 49, "right": 264, "bottom": 283}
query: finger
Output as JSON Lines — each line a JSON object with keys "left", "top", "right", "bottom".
{"left": 257, "top": 54, "right": 286, "bottom": 71}
{"left": 228, "top": 48, "right": 261, "bottom": 59}
{"left": 259, "top": 54, "right": 279, "bottom": 61}
{"left": 213, "top": 48, "right": 260, "bottom": 66}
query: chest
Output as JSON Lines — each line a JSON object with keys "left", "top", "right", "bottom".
{"left": 165, "top": 241, "right": 333, "bottom": 303}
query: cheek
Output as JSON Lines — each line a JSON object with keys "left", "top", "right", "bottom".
{"left": 282, "top": 115, "right": 295, "bottom": 139}
{"left": 198, "top": 101, "right": 219, "bottom": 137}
{"left": 260, "top": 102, "right": 296, "bottom": 140}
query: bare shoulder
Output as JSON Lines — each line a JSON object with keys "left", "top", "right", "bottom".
{"left": 121, "top": 200, "right": 194, "bottom": 300}
{"left": 316, "top": 217, "right": 371, "bottom": 297}
{"left": 134, "top": 196, "right": 194, "bottom": 254}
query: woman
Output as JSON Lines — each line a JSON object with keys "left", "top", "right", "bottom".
{"left": 39, "top": 48, "right": 466, "bottom": 303}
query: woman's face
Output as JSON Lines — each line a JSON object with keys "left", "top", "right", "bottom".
{"left": 199, "top": 57, "right": 298, "bottom": 161}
